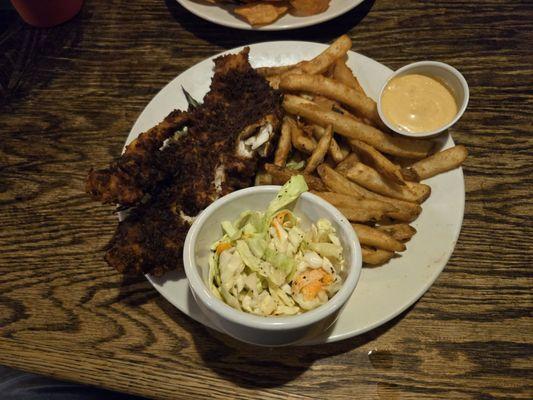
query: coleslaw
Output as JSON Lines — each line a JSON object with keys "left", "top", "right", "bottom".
{"left": 208, "top": 176, "right": 345, "bottom": 316}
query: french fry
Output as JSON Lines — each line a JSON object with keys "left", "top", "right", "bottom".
{"left": 280, "top": 73, "right": 382, "bottom": 128}
{"left": 362, "top": 247, "right": 395, "bottom": 266}
{"left": 350, "top": 139, "right": 404, "bottom": 185}
{"left": 311, "top": 94, "right": 339, "bottom": 111}
{"left": 265, "top": 163, "right": 327, "bottom": 191}
{"left": 324, "top": 61, "right": 337, "bottom": 78}
{"left": 310, "top": 97, "right": 365, "bottom": 126}
{"left": 313, "top": 190, "right": 367, "bottom": 204}
{"left": 332, "top": 58, "right": 366, "bottom": 96}
{"left": 335, "top": 152, "right": 360, "bottom": 175}
{"left": 274, "top": 116, "right": 292, "bottom": 167}
{"left": 317, "top": 164, "right": 422, "bottom": 222}
{"left": 406, "top": 182, "right": 431, "bottom": 203}
{"left": 312, "top": 191, "right": 402, "bottom": 223}
{"left": 265, "top": 74, "right": 281, "bottom": 89}
{"left": 333, "top": 104, "right": 365, "bottom": 122}
{"left": 304, "top": 125, "right": 333, "bottom": 173}
{"left": 310, "top": 124, "right": 348, "bottom": 163}
{"left": 303, "top": 94, "right": 365, "bottom": 126}
{"left": 256, "top": 63, "right": 302, "bottom": 77}
{"left": 283, "top": 95, "right": 433, "bottom": 159}
{"left": 287, "top": 116, "right": 316, "bottom": 154}
{"left": 401, "top": 145, "right": 468, "bottom": 181}
{"left": 335, "top": 207, "right": 385, "bottom": 224}
{"left": 287, "top": 35, "right": 352, "bottom": 76}
{"left": 376, "top": 224, "right": 417, "bottom": 242}
{"left": 352, "top": 224, "right": 406, "bottom": 252}
{"left": 343, "top": 162, "right": 431, "bottom": 203}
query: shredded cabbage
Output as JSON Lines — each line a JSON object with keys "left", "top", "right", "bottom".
{"left": 208, "top": 176, "right": 345, "bottom": 316}
{"left": 285, "top": 159, "right": 305, "bottom": 170}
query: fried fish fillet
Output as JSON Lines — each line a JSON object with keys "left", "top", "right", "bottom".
{"left": 86, "top": 110, "right": 190, "bottom": 206}
{"left": 89, "top": 48, "right": 282, "bottom": 275}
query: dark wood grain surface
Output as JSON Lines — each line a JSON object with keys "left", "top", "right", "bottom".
{"left": 1, "top": 0, "right": 532, "bottom": 399}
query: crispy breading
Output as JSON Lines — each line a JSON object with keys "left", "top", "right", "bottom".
{"left": 86, "top": 110, "right": 190, "bottom": 206}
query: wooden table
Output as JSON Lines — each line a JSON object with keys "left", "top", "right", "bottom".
{"left": 1, "top": 1, "right": 531, "bottom": 398}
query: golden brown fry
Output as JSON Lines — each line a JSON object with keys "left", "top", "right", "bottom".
{"left": 332, "top": 58, "right": 366, "bottom": 96}
{"left": 324, "top": 61, "right": 336, "bottom": 78}
{"left": 311, "top": 94, "right": 339, "bottom": 111}
{"left": 265, "top": 74, "right": 281, "bottom": 89}
{"left": 304, "top": 125, "right": 333, "bottom": 173}
{"left": 317, "top": 164, "right": 422, "bottom": 222}
{"left": 283, "top": 95, "right": 433, "bottom": 159}
{"left": 352, "top": 224, "right": 406, "bottom": 252}
{"left": 234, "top": 2, "right": 289, "bottom": 26}
{"left": 401, "top": 145, "right": 468, "bottom": 181}
{"left": 274, "top": 116, "right": 292, "bottom": 167}
{"left": 289, "top": 0, "right": 330, "bottom": 16}
{"left": 287, "top": 116, "right": 316, "bottom": 154}
{"left": 265, "top": 163, "right": 327, "bottom": 191}
{"left": 280, "top": 73, "right": 382, "bottom": 127}
{"left": 343, "top": 162, "right": 431, "bottom": 203}
{"left": 335, "top": 105, "right": 366, "bottom": 123}
{"left": 293, "top": 134, "right": 316, "bottom": 154}
{"left": 335, "top": 207, "right": 386, "bottom": 224}
{"left": 288, "top": 35, "right": 352, "bottom": 76}
{"left": 306, "top": 95, "right": 364, "bottom": 125}
{"left": 376, "top": 224, "right": 417, "bottom": 242}
{"left": 256, "top": 63, "right": 302, "bottom": 77}
{"left": 312, "top": 191, "right": 402, "bottom": 223}
{"left": 407, "top": 181, "right": 432, "bottom": 203}
{"left": 362, "top": 247, "right": 395, "bottom": 266}
{"left": 350, "top": 139, "right": 404, "bottom": 185}
{"left": 334, "top": 152, "right": 360, "bottom": 175}
{"left": 313, "top": 191, "right": 415, "bottom": 225}
{"left": 311, "top": 124, "right": 348, "bottom": 163}
{"left": 313, "top": 190, "right": 365, "bottom": 204}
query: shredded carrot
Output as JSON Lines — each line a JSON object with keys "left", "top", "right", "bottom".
{"left": 302, "top": 281, "right": 323, "bottom": 301}
{"left": 272, "top": 219, "right": 284, "bottom": 239}
{"left": 272, "top": 210, "right": 290, "bottom": 226}
{"left": 292, "top": 268, "right": 334, "bottom": 300}
{"left": 216, "top": 242, "right": 232, "bottom": 255}
{"left": 322, "top": 272, "right": 334, "bottom": 285}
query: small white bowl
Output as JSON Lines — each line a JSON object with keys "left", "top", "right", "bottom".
{"left": 377, "top": 61, "right": 469, "bottom": 138}
{"left": 183, "top": 186, "right": 362, "bottom": 346}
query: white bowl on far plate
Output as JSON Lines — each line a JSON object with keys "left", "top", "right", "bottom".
{"left": 377, "top": 61, "right": 469, "bottom": 138}
{"left": 183, "top": 186, "right": 362, "bottom": 346}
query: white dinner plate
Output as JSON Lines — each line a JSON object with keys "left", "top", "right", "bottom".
{"left": 176, "top": 0, "right": 365, "bottom": 31}
{"left": 123, "top": 41, "right": 465, "bottom": 345}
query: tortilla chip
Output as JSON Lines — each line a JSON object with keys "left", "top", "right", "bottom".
{"left": 289, "top": 0, "right": 330, "bottom": 16}
{"left": 234, "top": 2, "right": 289, "bottom": 26}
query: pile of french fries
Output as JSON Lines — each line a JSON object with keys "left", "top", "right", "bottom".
{"left": 256, "top": 35, "right": 468, "bottom": 267}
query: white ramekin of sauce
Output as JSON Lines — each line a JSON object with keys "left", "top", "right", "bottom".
{"left": 377, "top": 61, "right": 469, "bottom": 138}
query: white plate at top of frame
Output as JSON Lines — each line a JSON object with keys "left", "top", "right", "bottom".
{"left": 124, "top": 41, "right": 465, "bottom": 345}
{"left": 176, "top": 0, "right": 365, "bottom": 31}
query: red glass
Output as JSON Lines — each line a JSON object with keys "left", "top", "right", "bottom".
{"left": 10, "top": 0, "right": 83, "bottom": 28}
